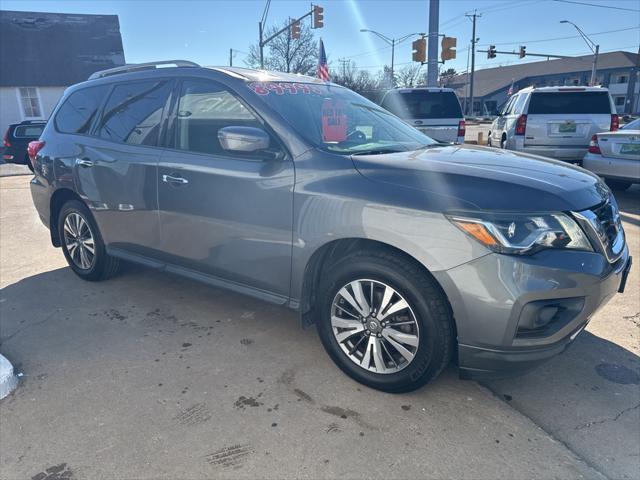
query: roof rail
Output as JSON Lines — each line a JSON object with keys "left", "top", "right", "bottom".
{"left": 88, "top": 60, "right": 200, "bottom": 80}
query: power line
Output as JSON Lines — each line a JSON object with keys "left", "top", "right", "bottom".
{"left": 552, "top": 0, "right": 640, "bottom": 12}
{"left": 478, "top": 26, "right": 639, "bottom": 47}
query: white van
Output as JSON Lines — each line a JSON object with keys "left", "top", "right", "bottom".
{"left": 488, "top": 86, "right": 617, "bottom": 162}
{"left": 380, "top": 87, "right": 465, "bottom": 144}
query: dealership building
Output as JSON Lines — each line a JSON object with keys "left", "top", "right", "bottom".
{"left": 447, "top": 51, "right": 639, "bottom": 116}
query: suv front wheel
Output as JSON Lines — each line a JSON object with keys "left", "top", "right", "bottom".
{"left": 316, "top": 251, "right": 455, "bottom": 393}
{"left": 58, "top": 200, "right": 119, "bottom": 281}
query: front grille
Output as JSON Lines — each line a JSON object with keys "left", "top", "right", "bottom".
{"left": 573, "top": 195, "right": 625, "bottom": 264}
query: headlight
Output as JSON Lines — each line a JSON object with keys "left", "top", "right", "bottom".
{"left": 447, "top": 212, "right": 592, "bottom": 255}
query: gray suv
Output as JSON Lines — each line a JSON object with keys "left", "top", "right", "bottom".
{"left": 29, "top": 61, "right": 632, "bottom": 392}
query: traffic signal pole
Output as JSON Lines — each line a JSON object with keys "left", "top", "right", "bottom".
{"left": 426, "top": 0, "right": 439, "bottom": 87}
{"left": 465, "top": 11, "right": 480, "bottom": 116}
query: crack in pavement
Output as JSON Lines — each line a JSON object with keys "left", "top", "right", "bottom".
{"left": 572, "top": 403, "right": 640, "bottom": 431}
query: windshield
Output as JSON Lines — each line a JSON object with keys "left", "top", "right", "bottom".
{"left": 246, "top": 81, "right": 437, "bottom": 154}
{"left": 622, "top": 118, "right": 640, "bottom": 130}
{"left": 381, "top": 90, "right": 463, "bottom": 119}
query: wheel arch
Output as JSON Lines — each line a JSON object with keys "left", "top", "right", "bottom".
{"left": 49, "top": 188, "right": 85, "bottom": 247}
{"left": 298, "top": 238, "right": 456, "bottom": 336}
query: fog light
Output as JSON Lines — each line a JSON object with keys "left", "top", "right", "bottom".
{"left": 536, "top": 306, "right": 559, "bottom": 327}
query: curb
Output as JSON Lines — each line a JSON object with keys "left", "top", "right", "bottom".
{"left": 0, "top": 354, "right": 18, "bottom": 399}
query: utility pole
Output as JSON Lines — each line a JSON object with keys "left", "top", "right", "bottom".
{"left": 465, "top": 10, "right": 480, "bottom": 116}
{"left": 426, "top": 0, "right": 439, "bottom": 87}
{"left": 338, "top": 58, "right": 349, "bottom": 78}
{"left": 258, "top": 0, "right": 271, "bottom": 69}
{"left": 625, "top": 45, "right": 640, "bottom": 114}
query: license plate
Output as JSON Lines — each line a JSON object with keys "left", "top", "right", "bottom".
{"left": 620, "top": 143, "right": 640, "bottom": 155}
{"left": 558, "top": 122, "right": 577, "bottom": 133}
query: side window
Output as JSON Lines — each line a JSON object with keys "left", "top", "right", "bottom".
{"left": 500, "top": 96, "right": 514, "bottom": 115}
{"left": 505, "top": 95, "right": 518, "bottom": 115}
{"left": 54, "top": 85, "right": 109, "bottom": 134}
{"left": 97, "top": 80, "right": 173, "bottom": 146}
{"left": 170, "top": 79, "right": 263, "bottom": 156}
{"left": 513, "top": 94, "right": 528, "bottom": 114}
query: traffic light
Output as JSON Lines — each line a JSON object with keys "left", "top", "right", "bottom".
{"left": 441, "top": 36, "right": 457, "bottom": 61}
{"left": 313, "top": 5, "right": 324, "bottom": 29}
{"left": 412, "top": 38, "right": 426, "bottom": 63}
{"left": 487, "top": 45, "right": 497, "bottom": 59}
{"left": 291, "top": 20, "right": 301, "bottom": 39}
{"left": 519, "top": 45, "right": 526, "bottom": 58}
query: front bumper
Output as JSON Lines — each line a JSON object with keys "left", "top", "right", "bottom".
{"left": 434, "top": 247, "right": 631, "bottom": 380}
{"left": 582, "top": 152, "right": 640, "bottom": 183}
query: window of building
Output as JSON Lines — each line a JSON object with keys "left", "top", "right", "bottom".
{"left": 97, "top": 80, "right": 173, "bottom": 146}
{"left": 54, "top": 85, "right": 110, "bottom": 134}
{"left": 615, "top": 96, "right": 625, "bottom": 106}
{"left": 18, "top": 87, "right": 42, "bottom": 118}
{"left": 617, "top": 75, "right": 628, "bottom": 84}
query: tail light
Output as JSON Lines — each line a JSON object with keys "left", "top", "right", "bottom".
{"left": 515, "top": 114, "right": 527, "bottom": 135}
{"left": 27, "top": 140, "right": 45, "bottom": 168}
{"left": 610, "top": 114, "right": 619, "bottom": 131}
{"left": 588, "top": 134, "right": 601, "bottom": 154}
{"left": 457, "top": 119, "right": 466, "bottom": 138}
{"left": 2, "top": 127, "right": 10, "bottom": 147}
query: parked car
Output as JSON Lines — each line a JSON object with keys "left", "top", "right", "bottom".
{"left": 488, "top": 86, "right": 618, "bottom": 162}
{"left": 29, "top": 61, "right": 631, "bottom": 392}
{"left": 379, "top": 87, "right": 465, "bottom": 143}
{"left": 582, "top": 117, "right": 640, "bottom": 191}
{"left": 3, "top": 120, "right": 46, "bottom": 171}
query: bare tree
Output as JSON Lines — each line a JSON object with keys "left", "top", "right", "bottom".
{"left": 246, "top": 20, "right": 318, "bottom": 75}
{"left": 395, "top": 64, "right": 424, "bottom": 88}
{"left": 331, "top": 61, "right": 380, "bottom": 100}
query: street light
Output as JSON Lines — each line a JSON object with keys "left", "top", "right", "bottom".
{"left": 560, "top": 20, "right": 599, "bottom": 86}
{"left": 360, "top": 29, "right": 425, "bottom": 86}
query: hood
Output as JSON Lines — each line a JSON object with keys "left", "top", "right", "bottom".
{"left": 351, "top": 144, "right": 609, "bottom": 212}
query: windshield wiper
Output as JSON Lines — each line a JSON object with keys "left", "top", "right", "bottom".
{"left": 351, "top": 148, "right": 406, "bottom": 156}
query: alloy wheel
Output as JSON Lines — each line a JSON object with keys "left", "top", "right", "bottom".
{"left": 63, "top": 212, "right": 95, "bottom": 270}
{"left": 331, "top": 279, "right": 420, "bottom": 374}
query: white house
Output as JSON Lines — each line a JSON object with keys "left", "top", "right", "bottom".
{"left": 0, "top": 10, "right": 125, "bottom": 135}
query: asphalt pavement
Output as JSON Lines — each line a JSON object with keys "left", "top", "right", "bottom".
{"left": 0, "top": 171, "right": 638, "bottom": 480}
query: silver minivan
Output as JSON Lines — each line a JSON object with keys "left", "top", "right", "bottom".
{"left": 488, "top": 86, "right": 618, "bottom": 162}
{"left": 380, "top": 87, "right": 465, "bottom": 143}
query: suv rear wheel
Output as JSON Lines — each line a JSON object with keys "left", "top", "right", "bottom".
{"left": 316, "top": 251, "right": 455, "bottom": 393}
{"left": 58, "top": 200, "right": 119, "bottom": 281}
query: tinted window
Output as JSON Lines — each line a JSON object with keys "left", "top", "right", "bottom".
{"left": 513, "top": 94, "right": 528, "bottom": 114}
{"left": 170, "top": 79, "right": 262, "bottom": 156}
{"left": 14, "top": 124, "right": 44, "bottom": 137}
{"left": 381, "top": 90, "right": 462, "bottom": 119}
{"left": 527, "top": 91, "right": 611, "bottom": 114}
{"left": 97, "top": 80, "right": 173, "bottom": 145}
{"left": 54, "top": 85, "right": 109, "bottom": 134}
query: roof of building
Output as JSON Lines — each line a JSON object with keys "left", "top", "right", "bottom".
{"left": 448, "top": 51, "right": 638, "bottom": 98}
{"left": 0, "top": 10, "right": 125, "bottom": 87}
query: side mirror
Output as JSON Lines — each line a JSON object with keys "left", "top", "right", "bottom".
{"left": 218, "top": 126, "right": 270, "bottom": 153}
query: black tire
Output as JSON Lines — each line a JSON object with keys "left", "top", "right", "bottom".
{"left": 58, "top": 200, "right": 119, "bottom": 281}
{"left": 500, "top": 135, "right": 507, "bottom": 149}
{"left": 606, "top": 179, "right": 632, "bottom": 191}
{"left": 487, "top": 133, "right": 492, "bottom": 147}
{"left": 316, "top": 251, "right": 455, "bottom": 393}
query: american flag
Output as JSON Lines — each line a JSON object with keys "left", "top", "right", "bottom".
{"left": 507, "top": 78, "right": 515, "bottom": 96}
{"left": 317, "top": 39, "right": 330, "bottom": 81}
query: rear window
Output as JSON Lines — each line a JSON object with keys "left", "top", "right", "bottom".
{"left": 14, "top": 125, "right": 44, "bottom": 137}
{"left": 381, "top": 90, "right": 463, "bottom": 119}
{"left": 527, "top": 91, "right": 611, "bottom": 114}
{"left": 55, "top": 85, "right": 109, "bottom": 134}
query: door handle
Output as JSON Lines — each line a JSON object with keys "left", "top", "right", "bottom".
{"left": 162, "top": 174, "right": 189, "bottom": 185}
{"left": 76, "top": 158, "right": 94, "bottom": 168}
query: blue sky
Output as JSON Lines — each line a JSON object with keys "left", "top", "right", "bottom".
{"left": 2, "top": 0, "right": 639, "bottom": 75}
